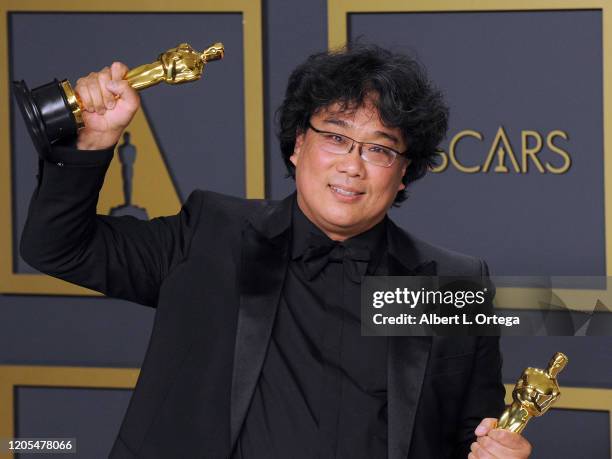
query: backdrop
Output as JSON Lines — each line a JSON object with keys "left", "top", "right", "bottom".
{"left": 1, "top": 1, "right": 611, "bottom": 458}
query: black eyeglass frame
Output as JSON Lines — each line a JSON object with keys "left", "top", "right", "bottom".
{"left": 307, "top": 122, "right": 408, "bottom": 167}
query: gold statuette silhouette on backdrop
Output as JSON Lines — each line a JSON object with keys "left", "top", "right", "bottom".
{"left": 12, "top": 42, "right": 224, "bottom": 158}
{"left": 498, "top": 352, "right": 568, "bottom": 433}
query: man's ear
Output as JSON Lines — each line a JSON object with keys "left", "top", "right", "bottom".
{"left": 397, "top": 159, "right": 410, "bottom": 191}
{"left": 290, "top": 130, "right": 305, "bottom": 167}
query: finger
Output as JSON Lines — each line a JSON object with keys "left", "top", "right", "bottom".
{"left": 471, "top": 440, "right": 497, "bottom": 459}
{"left": 80, "top": 110, "right": 97, "bottom": 127}
{"left": 475, "top": 418, "right": 498, "bottom": 437}
{"left": 106, "top": 79, "right": 139, "bottom": 108}
{"left": 488, "top": 429, "right": 532, "bottom": 453}
{"left": 86, "top": 73, "right": 106, "bottom": 115}
{"left": 75, "top": 77, "right": 93, "bottom": 113}
{"left": 110, "top": 61, "right": 129, "bottom": 81}
{"left": 477, "top": 434, "right": 515, "bottom": 458}
{"left": 97, "top": 67, "right": 115, "bottom": 110}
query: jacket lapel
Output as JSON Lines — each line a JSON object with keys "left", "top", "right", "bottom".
{"left": 230, "top": 194, "right": 294, "bottom": 451}
{"left": 385, "top": 220, "right": 435, "bottom": 459}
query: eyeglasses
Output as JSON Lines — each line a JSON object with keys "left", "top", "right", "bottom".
{"left": 307, "top": 122, "right": 407, "bottom": 167}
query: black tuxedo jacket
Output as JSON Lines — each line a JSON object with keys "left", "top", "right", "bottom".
{"left": 21, "top": 149, "right": 504, "bottom": 459}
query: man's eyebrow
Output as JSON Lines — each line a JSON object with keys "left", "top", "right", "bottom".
{"left": 372, "top": 130, "right": 400, "bottom": 146}
{"left": 321, "top": 118, "right": 401, "bottom": 146}
{"left": 322, "top": 118, "right": 350, "bottom": 129}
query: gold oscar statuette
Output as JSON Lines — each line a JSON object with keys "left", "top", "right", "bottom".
{"left": 13, "top": 42, "right": 224, "bottom": 157}
{"left": 498, "top": 352, "right": 568, "bottom": 433}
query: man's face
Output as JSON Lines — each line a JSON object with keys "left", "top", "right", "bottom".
{"left": 290, "top": 100, "right": 409, "bottom": 241}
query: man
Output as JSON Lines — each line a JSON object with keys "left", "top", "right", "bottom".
{"left": 21, "top": 44, "right": 531, "bottom": 458}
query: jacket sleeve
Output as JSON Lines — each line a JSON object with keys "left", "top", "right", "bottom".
{"left": 20, "top": 145, "right": 203, "bottom": 307}
{"left": 452, "top": 336, "right": 505, "bottom": 458}
{"left": 452, "top": 259, "right": 506, "bottom": 458}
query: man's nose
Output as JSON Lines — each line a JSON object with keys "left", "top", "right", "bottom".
{"left": 336, "top": 142, "right": 366, "bottom": 177}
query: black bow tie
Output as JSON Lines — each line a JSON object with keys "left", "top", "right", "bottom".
{"left": 301, "top": 232, "right": 371, "bottom": 283}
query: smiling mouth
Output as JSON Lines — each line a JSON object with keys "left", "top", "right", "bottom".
{"left": 329, "top": 185, "right": 365, "bottom": 197}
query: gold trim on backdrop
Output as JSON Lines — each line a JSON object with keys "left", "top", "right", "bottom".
{"left": 0, "top": 366, "right": 608, "bottom": 459}
{"left": 496, "top": 286, "right": 612, "bottom": 312}
{"left": 328, "top": 0, "right": 612, "bottom": 311}
{"left": 0, "top": 0, "right": 264, "bottom": 295}
{"left": 328, "top": 0, "right": 612, "bottom": 49}
{"left": 0, "top": 365, "right": 139, "bottom": 459}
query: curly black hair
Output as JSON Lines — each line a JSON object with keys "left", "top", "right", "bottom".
{"left": 277, "top": 43, "right": 449, "bottom": 204}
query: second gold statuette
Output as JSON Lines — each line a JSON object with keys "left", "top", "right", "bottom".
{"left": 498, "top": 352, "right": 568, "bottom": 434}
